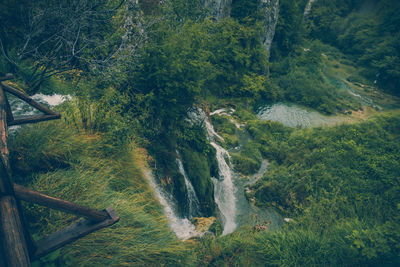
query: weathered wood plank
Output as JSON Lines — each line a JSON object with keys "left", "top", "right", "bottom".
{"left": 34, "top": 207, "right": 119, "bottom": 260}
{"left": 0, "top": 74, "right": 13, "bottom": 82}
{"left": 14, "top": 184, "right": 109, "bottom": 222}
{"left": 0, "top": 196, "right": 31, "bottom": 266}
{"left": 0, "top": 87, "right": 31, "bottom": 266}
{"left": 1, "top": 83, "right": 57, "bottom": 115}
{"left": 8, "top": 114, "right": 61, "bottom": 126}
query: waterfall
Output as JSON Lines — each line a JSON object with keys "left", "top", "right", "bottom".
{"left": 260, "top": 0, "right": 280, "bottom": 54}
{"left": 304, "top": 0, "right": 317, "bottom": 16}
{"left": 144, "top": 170, "right": 199, "bottom": 240}
{"left": 210, "top": 143, "right": 237, "bottom": 235}
{"left": 187, "top": 107, "right": 237, "bottom": 235}
{"left": 176, "top": 154, "right": 201, "bottom": 218}
{"left": 203, "top": 113, "right": 237, "bottom": 235}
{"left": 202, "top": 0, "right": 232, "bottom": 19}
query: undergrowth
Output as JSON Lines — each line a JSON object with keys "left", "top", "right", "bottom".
{"left": 9, "top": 106, "right": 191, "bottom": 266}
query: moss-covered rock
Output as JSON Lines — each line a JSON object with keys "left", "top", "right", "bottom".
{"left": 231, "top": 141, "right": 263, "bottom": 175}
{"left": 191, "top": 217, "right": 216, "bottom": 233}
{"left": 231, "top": 153, "right": 260, "bottom": 175}
{"left": 181, "top": 146, "right": 216, "bottom": 216}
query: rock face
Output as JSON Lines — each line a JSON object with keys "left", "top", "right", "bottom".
{"left": 202, "top": 0, "right": 232, "bottom": 19}
{"left": 191, "top": 217, "right": 216, "bottom": 232}
{"left": 260, "top": 0, "right": 279, "bottom": 54}
{"left": 304, "top": 0, "right": 317, "bottom": 16}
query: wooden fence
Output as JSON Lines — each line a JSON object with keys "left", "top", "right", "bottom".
{"left": 0, "top": 74, "right": 119, "bottom": 267}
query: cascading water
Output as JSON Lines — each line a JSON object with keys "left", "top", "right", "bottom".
{"left": 260, "top": 0, "right": 280, "bottom": 54}
{"left": 144, "top": 170, "right": 199, "bottom": 240}
{"left": 187, "top": 108, "right": 238, "bottom": 234}
{"left": 9, "top": 93, "right": 71, "bottom": 117}
{"left": 202, "top": 0, "right": 232, "bottom": 19}
{"left": 8, "top": 93, "right": 71, "bottom": 133}
{"left": 176, "top": 154, "right": 201, "bottom": 218}
{"left": 210, "top": 143, "right": 237, "bottom": 235}
{"left": 208, "top": 109, "right": 283, "bottom": 231}
{"left": 201, "top": 111, "right": 237, "bottom": 235}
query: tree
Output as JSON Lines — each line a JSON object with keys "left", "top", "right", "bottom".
{"left": 0, "top": 0, "right": 148, "bottom": 94}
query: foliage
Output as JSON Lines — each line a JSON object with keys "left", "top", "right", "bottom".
{"left": 307, "top": 0, "right": 400, "bottom": 95}
{"left": 270, "top": 0, "right": 304, "bottom": 60}
{"left": 231, "top": 0, "right": 261, "bottom": 23}
{"left": 231, "top": 141, "right": 262, "bottom": 175}
{"left": 10, "top": 111, "right": 191, "bottom": 266}
{"left": 0, "top": 0, "right": 127, "bottom": 93}
{"left": 245, "top": 112, "right": 400, "bottom": 265}
{"left": 269, "top": 40, "right": 357, "bottom": 114}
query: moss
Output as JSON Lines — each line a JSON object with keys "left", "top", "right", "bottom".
{"left": 181, "top": 146, "right": 216, "bottom": 216}
{"left": 231, "top": 153, "right": 259, "bottom": 175}
{"left": 231, "top": 141, "right": 263, "bottom": 175}
{"left": 211, "top": 115, "right": 236, "bottom": 135}
{"left": 208, "top": 218, "right": 223, "bottom": 236}
{"left": 233, "top": 109, "right": 257, "bottom": 122}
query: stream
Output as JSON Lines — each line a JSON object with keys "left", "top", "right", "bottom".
{"left": 257, "top": 103, "right": 341, "bottom": 127}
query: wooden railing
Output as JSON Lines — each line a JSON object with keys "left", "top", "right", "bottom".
{"left": 0, "top": 74, "right": 119, "bottom": 267}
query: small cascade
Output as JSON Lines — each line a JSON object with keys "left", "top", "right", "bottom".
{"left": 304, "top": 0, "right": 317, "bottom": 17}
{"left": 9, "top": 93, "right": 71, "bottom": 117}
{"left": 176, "top": 154, "right": 201, "bottom": 218}
{"left": 202, "top": 111, "right": 237, "bottom": 235}
{"left": 8, "top": 93, "right": 71, "bottom": 133}
{"left": 187, "top": 107, "right": 238, "bottom": 235}
{"left": 210, "top": 143, "right": 237, "bottom": 235}
{"left": 144, "top": 170, "right": 199, "bottom": 240}
{"left": 260, "top": 0, "right": 280, "bottom": 54}
{"left": 202, "top": 0, "right": 232, "bottom": 19}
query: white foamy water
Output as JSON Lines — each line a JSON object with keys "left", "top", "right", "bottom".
{"left": 211, "top": 143, "right": 237, "bottom": 235}
{"left": 144, "top": 170, "right": 199, "bottom": 240}
{"left": 210, "top": 108, "right": 243, "bottom": 129}
{"left": 176, "top": 154, "right": 200, "bottom": 218}
{"left": 32, "top": 94, "right": 72, "bottom": 106}
{"left": 204, "top": 115, "right": 225, "bottom": 142}
{"left": 187, "top": 107, "right": 238, "bottom": 235}
{"left": 8, "top": 93, "right": 71, "bottom": 117}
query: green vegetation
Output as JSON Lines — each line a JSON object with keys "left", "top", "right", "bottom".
{"left": 10, "top": 119, "right": 190, "bottom": 266}
{"left": 245, "top": 112, "right": 400, "bottom": 265}
{"left": 308, "top": 0, "right": 400, "bottom": 95}
{"left": 1, "top": 0, "right": 400, "bottom": 266}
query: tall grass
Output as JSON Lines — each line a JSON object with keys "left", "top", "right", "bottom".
{"left": 9, "top": 105, "right": 191, "bottom": 266}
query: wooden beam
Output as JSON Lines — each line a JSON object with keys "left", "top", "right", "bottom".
{"left": 1, "top": 83, "right": 57, "bottom": 115}
{"left": 14, "top": 184, "right": 109, "bottom": 222}
{"left": 8, "top": 114, "right": 61, "bottom": 126}
{"left": 0, "top": 196, "right": 31, "bottom": 266}
{"left": 0, "top": 74, "right": 13, "bottom": 82}
{"left": 0, "top": 87, "right": 31, "bottom": 267}
{"left": 33, "top": 207, "right": 119, "bottom": 260}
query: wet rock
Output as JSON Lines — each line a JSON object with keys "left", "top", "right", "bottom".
{"left": 191, "top": 217, "right": 216, "bottom": 232}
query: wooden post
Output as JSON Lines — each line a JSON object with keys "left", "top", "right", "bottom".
{"left": 0, "top": 85, "right": 31, "bottom": 267}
